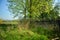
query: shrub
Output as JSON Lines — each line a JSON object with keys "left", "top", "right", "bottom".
{"left": 30, "top": 26, "right": 55, "bottom": 39}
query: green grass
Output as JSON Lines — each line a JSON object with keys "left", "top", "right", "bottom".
{"left": 0, "top": 23, "right": 59, "bottom": 40}
{"left": 0, "top": 27, "right": 48, "bottom": 40}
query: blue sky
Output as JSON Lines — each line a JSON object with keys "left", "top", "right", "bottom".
{"left": 0, "top": 0, "right": 15, "bottom": 20}
{"left": 0, "top": 0, "right": 60, "bottom": 20}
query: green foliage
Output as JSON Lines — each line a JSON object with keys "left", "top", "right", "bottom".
{"left": 30, "top": 26, "right": 57, "bottom": 39}
{"left": 0, "top": 28, "right": 48, "bottom": 40}
{"left": 8, "top": 0, "right": 53, "bottom": 20}
{"left": 0, "top": 23, "right": 59, "bottom": 40}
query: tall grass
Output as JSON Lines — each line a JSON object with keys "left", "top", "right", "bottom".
{"left": 0, "top": 25, "right": 49, "bottom": 40}
{"left": 0, "top": 22, "right": 59, "bottom": 40}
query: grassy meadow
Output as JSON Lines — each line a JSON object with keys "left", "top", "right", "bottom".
{"left": 0, "top": 20, "right": 60, "bottom": 40}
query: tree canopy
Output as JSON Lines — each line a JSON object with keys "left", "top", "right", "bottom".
{"left": 7, "top": 0, "right": 59, "bottom": 21}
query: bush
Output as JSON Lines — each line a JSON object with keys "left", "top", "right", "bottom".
{"left": 0, "top": 28, "right": 48, "bottom": 40}
{"left": 30, "top": 26, "right": 55, "bottom": 39}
